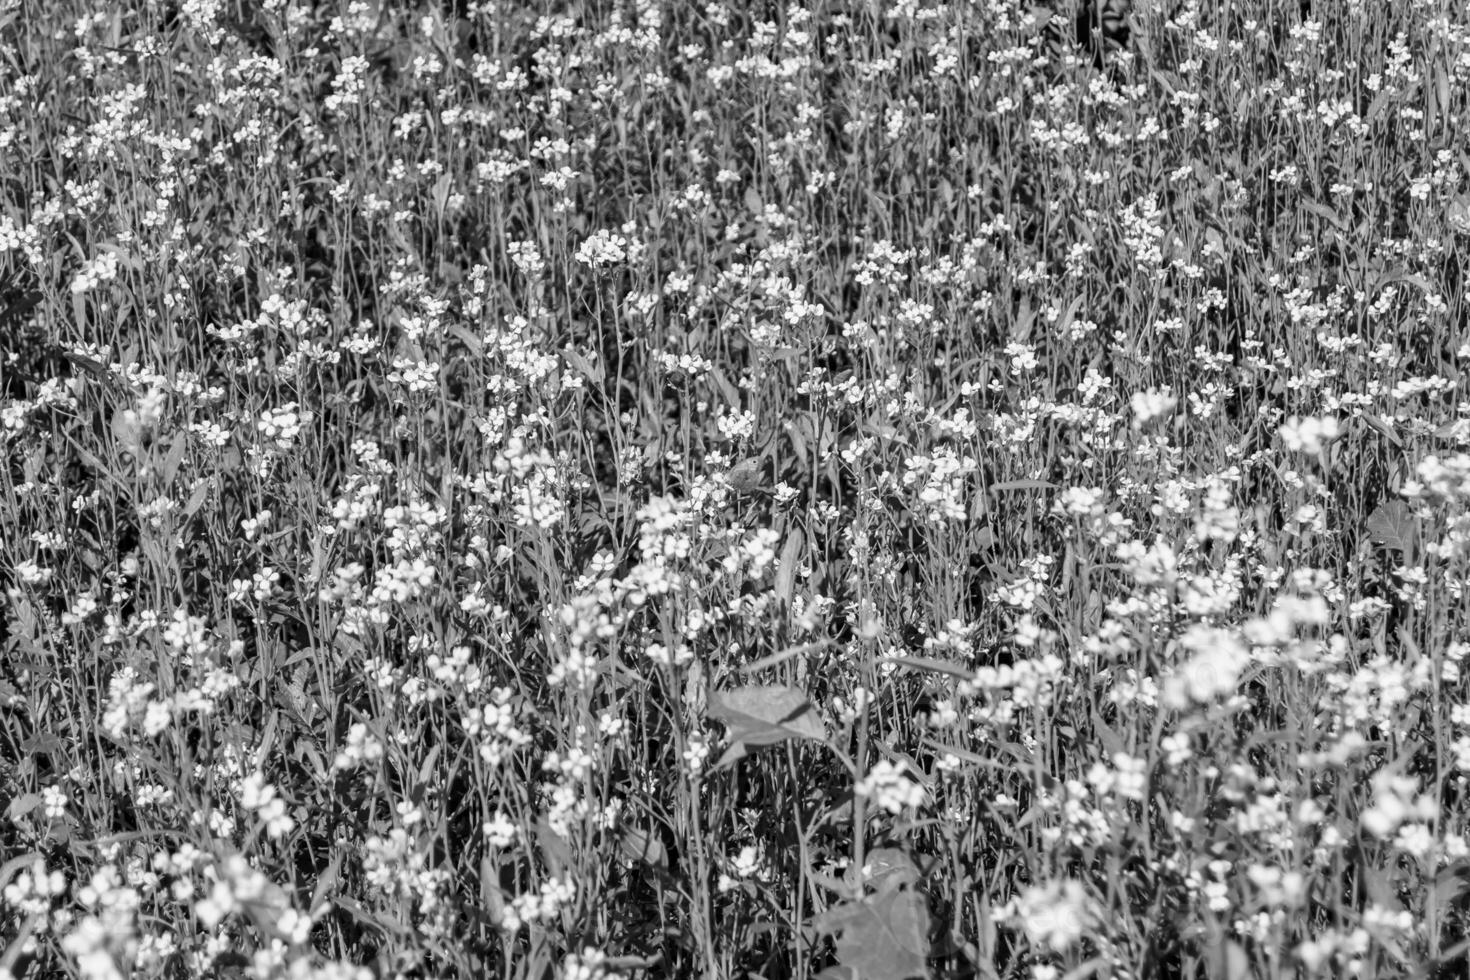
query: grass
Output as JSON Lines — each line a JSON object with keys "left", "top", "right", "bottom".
{"left": 2, "top": 0, "right": 1470, "bottom": 977}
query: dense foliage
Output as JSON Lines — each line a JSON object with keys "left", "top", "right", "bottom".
{"left": 4, "top": 1, "right": 1470, "bottom": 978}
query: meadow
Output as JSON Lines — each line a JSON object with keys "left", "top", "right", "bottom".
{"left": 3, "top": 0, "right": 1470, "bottom": 977}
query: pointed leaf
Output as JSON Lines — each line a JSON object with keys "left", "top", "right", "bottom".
{"left": 479, "top": 855, "right": 506, "bottom": 928}
{"left": 814, "top": 887, "right": 932, "bottom": 980}
{"left": 1365, "top": 500, "right": 1418, "bottom": 555}
{"left": 858, "top": 848, "right": 921, "bottom": 891}
{"left": 774, "top": 528, "right": 804, "bottom": 608}
{"left": 879, "top": 655, "right": 974, "bottom": 680}
{"left": 535, "top": 815, "right": 573, "bottom": 875}
{"left": 618, "top": 825, "right": 667, "bottom": 868}
{"left": 739, "top": 640, "right": 833, "bottom": 676}
{"left": 709, "top": 685, "right": 826, "bottom": 763}
{"left": 1222, "top": 940, "right": 1251, "bottom": 980}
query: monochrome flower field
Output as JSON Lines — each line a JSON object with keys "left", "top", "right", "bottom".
{"left": 3, "top": 0, "right": 1470, "bottom": 977}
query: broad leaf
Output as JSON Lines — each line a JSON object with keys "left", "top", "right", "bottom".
{"left": 813, "top": 886, "right": 931, "bottom": 980}
{"left": 1365, "top": 500, "right": 1418, "bottom": 557}
{"left": 618, "top": 825, "right": 667, "bottom": 869}
{"left": 709, "top": 685, "right": 826, "bottom": 768}
{"left": 6, "top": 794, "right": 42, "bottom": 821}
{"left": 847, "top": 848, "right": 921, "bottom": 892}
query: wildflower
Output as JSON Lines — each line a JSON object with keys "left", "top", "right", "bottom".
{"left": 683, "top": 734, "right": 710, "bottom": 775}
{"left": 1086, "top": 752, "right": 1148, "bottom": 801}
{"left": 324, "top": 56, "right": 369, "bottom": 113}
{"left": 14, "top": 558, "right": 52, "bottom": 584}
{"left": 41, "top": 784, "right": 68, "bottom": 820}
{"left": 1002, "top": 879, "right": 1096, "bottom": 953}
{"left": 1361, "top": 770, "right": 1435, "bottom": 840}
{"left": 1162, "top": 625, "right": 1251, "bottom": 710}
{"left": 483, "top": 811, "right": 518, "bottom": 848}
{"left": 1195, "top": 476, "right": 1240, "bottom": 543}
{"left": 239, "top": 774, "right": 295, "bottom": 839}
{"left": 386, "top": 357, "right": 440, "bottom": 395}
{"left": 729, "top": 845, "right": 764, "bottom": 880}
{"left": 1403, "top": 453, "right": 1470, "bottom": 506}
{"left": 560, "top": 948, "right": 616, "bottom": 980}
{"left": 574, "top": 229, "right": 629, "bottom": 269}
{"left": 1278, "top": 416, "right": 1340, "bottom": 454}
{"left": 61, "top": 916, "right": 130, "bottom": 980}
{"left": 902, "top": 447, "right": 978, "bottom": 522}
{"left": 855, "top": 760, "right": 927, "bottom": 814}
{"left": 257, "top": 403, "right": 306, "bottom": 450}
{"left": 717, "top": 843, "right": 769, "bottom": 893}
{"left": 2, "top": 857, "right": 67, "bottom": 916}
{"left": 70, "top": 250, "right": 121, "bottom": 294}
{"left": 371, "top": 558, "right": 435, "bottom": 603}
{"left": 1129, "top": 388, "right": 1177, "bottom": 428}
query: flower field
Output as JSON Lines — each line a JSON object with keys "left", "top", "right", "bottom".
{"left": 4, "top": 0, "right": 1470, "bottom": 977}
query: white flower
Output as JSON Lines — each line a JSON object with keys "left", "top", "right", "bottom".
{"left": 574, "top": 229, "right": 629, "bottom": 269}
{"left": 257, "top": 403, "right": 307, "bottom": 450}
{"left": 1361, "top": 771, "right": 1436, "bottom": 839}
{"left": 855, "top": 760, "right": 927, "bottom": 814}
{"left": 1130, "top": 388, "right": 1177, "bottom": 428}
{"left": 1005, "top": 879, "right": 1096, "bottom": 953}
{"left": 1278, "top": 416, "right": 1340, "bottom": 453}
{"left": 731, "top": 845, "right": 762, "bottom": 878}
{"left": 1162, "top": 625, "right": 1251, "bottom": 710}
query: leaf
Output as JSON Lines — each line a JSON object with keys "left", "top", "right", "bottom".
{"left": 110, "top": 407, "right": 143, "bottom": 458}
{"left": 989, "top": 479, "right": 1057, "bottom": 493}
{"left": 1061, "top": 958, "right": 1109, "bottom": 980}
{"left": 1449, "top": 196, "right": 1470, "bottom": 236}
{"left": 415, "top": 743, "right": 441, "bottom": 790}
{"left": 536, "top": 815, "right": 574, "bottom": 875}
{"left": 879, "top": 655, "right": 974, "bottom": 680}
{"left": 813, "top": 886, "right": 932, "bottom": 980}
{"left": 1218, "top": 941, "right": 1251, "bottom": 980}
{"left": 1204, "top": 225, "right": 1227, "bottom": 259}
{"left": 1089, "top": 705, "right": 1126, "bottom": 758}
{"left": 20, "top": 732, "right": 64, "bottom": 756}
{"left": 919, "top": 738, "right": 1043, "bottom": 782}
{"left": 1359, "top": 412, "right": 1403, "bottom": 448}
{"left": 561, "top": 346, "right": 603, "bottom": 384}
{"left": 448, "top": 323, "right": 484, "bottom": 357}
{"left": 181, "top": 478, "right": 213, "bottom": 522}
{"left": 479, "top": 853, "right": 506, "bottom": 928}
{"left": 857, "top": 848, "right": 921, "bottom": 891}
{"left": 308, "top": 850, "right": 342, "bottom": 919}
{"left": 1053, "top": 295, "right": 1085, "bottom": 339}
{"left": 1432, "top": 859, "right": 1470, "bottom": 907}
{"left": 1364, "top": 500, "right": 1418, "bottom": 556}
{"left": 1301, "top": 200, "right": 1346, "bottom": 232}
{"left": 1027, "top": 4, "right": 1056, "bottom": 30}
{"left": 739, "top": 640, "right": 833, "bottom": 675}
{"left": 708, "top": 685, "right": 826, "bottom": 768}
{"left": 5, "top": 794, "right": 42, "bottom": 821}
{"left": 333, "top": 895, "right": 411, "bottom": 938}
{"left": 1434, "top": 418, "right": 1470, "bottom": 443}
{"left": 618, "top": 825, "right": 667, "bottom": 868}
{"left": 158, "top": 435, "right": 188, "bottom": 486}
{"left": 774, "top": 528, "right": 804, "bottom": 608}
{"left": 0, "top": 853, "right": 44, "bottom": 891}
{"left": 276, "top": 673, "right": 315, "bottom": 725}
{"left": 726, "top": 457, "right": 764, "bottom": 495}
